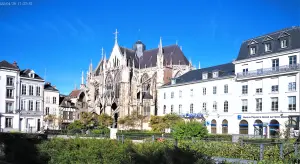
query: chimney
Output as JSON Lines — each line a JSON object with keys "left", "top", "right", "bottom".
{"left": 53, "top": 86, "right": 56, "bottom": 89}
{"left": 12, "top": 61, "right": 18, "bottom": 68}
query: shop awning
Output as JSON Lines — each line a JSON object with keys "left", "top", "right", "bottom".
{"left": 268, "top": 124, "right": 280, "bottom": 127}
{"left": 239, "top": 124, "right": 248, "bottom": 127}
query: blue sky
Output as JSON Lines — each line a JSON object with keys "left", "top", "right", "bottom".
{"left": 0, "top": 0, "right": 299, "bottom": 94}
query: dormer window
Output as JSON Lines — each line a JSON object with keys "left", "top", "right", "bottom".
{"left": 264, "top": 43, "right": 271, "bottom": 52}
{"left": 29, "top": 73, "right": 35, "bottom": 78}
{"left": 202, "top": 73, "right": 208, "bottom": 80}
{"left": 281, "top": 39, "right": 287, "bottom": 48}
{"left": 250, "top": 47, "right": 256, "bottom": 55}
{"left": 213, "top": 71, "right": 219, "bottom": 78}
{"left": 171, "top": 78, "right": 176, "bottom": 85}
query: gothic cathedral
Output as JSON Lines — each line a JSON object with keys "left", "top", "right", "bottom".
{"left": 81, "top": 30, "right": 192, "bottom": 129}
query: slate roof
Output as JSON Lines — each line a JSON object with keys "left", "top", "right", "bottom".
{"left": 119, "top": 44, "right": 189, "bottom": 69}
{"left": 44, "top": 82, "right": 59, "bottom": 92}
{"left": 0, "top": 60, "right": 19, "bottom": 70}
{"left": 69, "top": 89, "right": 82, "bottom": 98}
{"left": 164, "top": 63, "right": 235, "bottom": 86}
{"left": 20, "top": 69, "right": 44, "bottom": 80}
{"left": 236, "top": 26, "right": 300, "bottom": 61}
{"left": 59, "top": 96, "right": 76, "bottom": 108}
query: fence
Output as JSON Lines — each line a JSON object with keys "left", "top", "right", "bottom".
{"left": 116, "top": 134, "right": 300, "bottom": 162}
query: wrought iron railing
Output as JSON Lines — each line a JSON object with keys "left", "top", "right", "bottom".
{"left": 237, "top": 64, "right": 300, "bottom": 78}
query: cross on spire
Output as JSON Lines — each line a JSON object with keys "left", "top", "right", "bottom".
{"left": 113, "top": 29, "right": 119, "bottom": 44}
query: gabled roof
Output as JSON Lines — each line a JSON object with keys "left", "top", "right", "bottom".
{"left": 0, "top": 60, "right": 19, "bottom": 70}
{"left": 59, "top": 96, "right": 77, "bottom": 108}
{"left": 69, "top": 89, "right": 82, "bottom": 98}
{"left": 236, "top": 26, "right": 300, "bottom": 61}
{"left": 163, "top": 62, "right": 235, "bottom": 87}
{"left": 44, "top": 82, "right": 59, "bottom": 92}
{"left": 20, "top": 69, "right": 43, "bottom": 80}
{"left": 119, "top": 44, "right": 189, "bottom": 69}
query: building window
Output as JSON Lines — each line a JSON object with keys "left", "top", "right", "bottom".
{"left": 63, "top": 111, "right": 68, "bottom": 119}
{"left": 224, "top": 85, "right": 228, "bottom": 94}
{"left": 242, "top": 99, "right": 248, "bottom": 112}
{"left": 29, "top": 85, "right": 34, "bottom": 95}
{"left": 250, "top": 47, "right": 256, "bottom": 55}
{"left": 271, "top": 97, "right": 278, "bottom": 111}
{"left": 243, "top": 68, "right": 248, "bottom": 75}
{"left": 256, "top": 98, "right": 262, "bottom": 111}
{"left": 190, "top": 104, "right": 193, "bottom": 113}
{"left": 202, "top": 73, "right": 208, "bottom": 80}
{"left": 281, "top": 39, "right": 287, "bottom": 48}
{"left": 203, "top": 88, "right": 206, "bottom": 95}
{"left": 6, "top": 77, "right": 14, "bottom": 86}
{"left": 36, "top": 101, "right": 40, "bottom": 111}
{"left": 224, "top": 101, "right": 228, "bottom": 112}
{"left": 28, "top": 100, "right": 33, "bottom": 111}
{"left": 46, "top": 96, "right": 50, "bottom": 103}
{"left": 272, "top": 59, "right": 279, "bottom": 71}
{"left": 53, "top": 97, "right": 57, "bottom": 104}
{"left": 213, "top": 71, "right": 219, "bottom": 78}
{"left": 179, "top": 90, "right": 182, "bottom": 98}
{"left": 256, "top": 88, "right": 263, "bottom": 94}
{"left": 21, "top": 100, "right": 26, "bottom": 110}
{"left": 6, "top": 89, "right": 13, "bottom": 98}
{"left": 5, "top": 102, "right": 13, "bottom": 113}
{"left": 242, "top": 85, "right": 248, "bottom": 94}
{"left": 289, "top": 55, "right": 297, "bottom": 66}
{"left": 213, "top": 86, "right": 217, "bottom": 94}
{"left": 22, "top": 84, "right": 26, "bottom": 95}
{"left": 5, "top": 118, "right": 13, "bottom": 128}
{"left": 179, "top": 104, "right": 182, "bottom": 114}
{"left": 288, "top": 96, "right": 296, "bottom": 111}
{"left": 264, "top": 43, "right": 271, "bottom": 52}
{"left": 202, "top": 102, "right": 207, "bottom": 112}
{"left": 288, "top": 82, "right": 296, "bottom": 91}
{"left": 190, "top": 89, "right": 193, "bottom": 97}
{"left": 213, "top": 101, "right": 217, "bottom": 111}
{"left": 271, "top": 85, "right": 279, "bottom": 92}
{"left": 171, "top": 105, "right": 173, "bottom": 114}
{"left": 36, "top": 86, "right": 41, "bottom": 96}
{"left": 45, "top": 107, "right": 49, "bottom": 115}
{"left": 69, "top": 112, "right": 74, "bottom": 120}
{"left": 171, "top": 92, "right": 174, "bottom": 99}
{"left": 144, "top": 104, "right": 151, "bottom": 116}
{"left": 163, "top": 105, "right": 166, "bottom": 114}
{"left": 164, "top": 93, "right": 166, "bottom": 99}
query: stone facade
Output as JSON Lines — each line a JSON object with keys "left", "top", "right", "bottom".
{"left": 79, "top": 32, "right": 192, "bottom": 129}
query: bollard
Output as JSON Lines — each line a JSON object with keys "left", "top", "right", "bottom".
{"left": 295, "top": 143, "right": 298, "bottom": 156}
{"left": 260, "top": 144, "right": 264, "bottom": 161}
{"left": 280, "top": 143, "right": 283, "bottom": 159}
{"left": 117, "top": 135, "right": 120, "bottom": 141}
{"left": 121, "top": 135, "right": 124, "bottom": 144}
{"left": 152, "top": 135, "right": 155, "bottom": 142}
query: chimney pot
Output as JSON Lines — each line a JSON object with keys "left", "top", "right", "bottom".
{"left": 12, "top": 61, "right": 18, "bottom": 67}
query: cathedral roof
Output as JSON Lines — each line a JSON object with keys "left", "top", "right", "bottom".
{"left": 119, "top": 44, "right": 189, "bottom": 69}
{"left": 69, "top": 89, "right": 82, "bottom": 98}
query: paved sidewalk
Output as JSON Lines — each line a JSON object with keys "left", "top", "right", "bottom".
{"left": 212, "top": 157, "right": 257, "bottom": 164}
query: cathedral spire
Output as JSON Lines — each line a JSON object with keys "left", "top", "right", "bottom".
{"left": 81, "top": 71, "right": 84, "bottom": 85}
{"left": 158, "top": 37, "right": 163, "bottom": 55}
{"left": 123, "top": 48, "right": 127, "bottom": 66}
{"left": 198, "top": 61, "right": 201, "bottom": 69}
{"left": 114, "top": 29, "right": 119, "bottom": 45}
{"left": 101, "top": 47, "right": 104, "bottom": 60}
{"left": 89, "top": 59, "right": 93, "bottom": 73}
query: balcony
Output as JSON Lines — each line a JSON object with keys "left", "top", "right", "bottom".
{"left": 237, "top": 64, "right": 300, "bottom": 79}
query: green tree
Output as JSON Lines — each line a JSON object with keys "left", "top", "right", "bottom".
{"left": 118, "top": 111, "right": 145, "bottom": 130}
{"left": 97, "top": 113, "right": 113, "bottom": 127}
{"left": 80, "top": 112, "right": 96, "bottom": 129}
{"left": 150, "top": 114, "right": 183, "bottom": 133}
{"left": 171, "top": 120, "right": 208, "bottom": 140}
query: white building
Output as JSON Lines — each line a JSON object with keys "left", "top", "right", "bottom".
{"left": 44, "top": 82, "right": 60, "bottom": 130}
{"left": 158, "top": 26, "right": 300, "bottom": 138}
{"left": 19, "top": 69, "right": 44, "bottom": 133}
{"left": 0, "top": 61, "right": 20, "bottom": 132}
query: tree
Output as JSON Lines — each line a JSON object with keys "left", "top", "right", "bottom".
{"left": 118, "top": 111, "right": 145, "bottom": 130}
{"left": 149, "top": 114, "right": 183, "bottom": 133}
{"left": 171, "top": 120, "right": 208, "bottom": 140}
{"left": 97, "top": 113, "right": 113, "bottom": 127}
{"left": 79, "top": 112, "right": 96, "bottom": 129}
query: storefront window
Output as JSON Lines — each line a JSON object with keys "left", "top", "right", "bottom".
{"left": 222, "top": 119, "right": 228, "bottom": 134}
{"left": 269, "top": 119, "right": 280, "bottom": 138}
{"left": 211, "top": 119, "right": 217, "bottom": 134}
{"left": 239, "top": 120, "right": 248, "bottom": 134}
